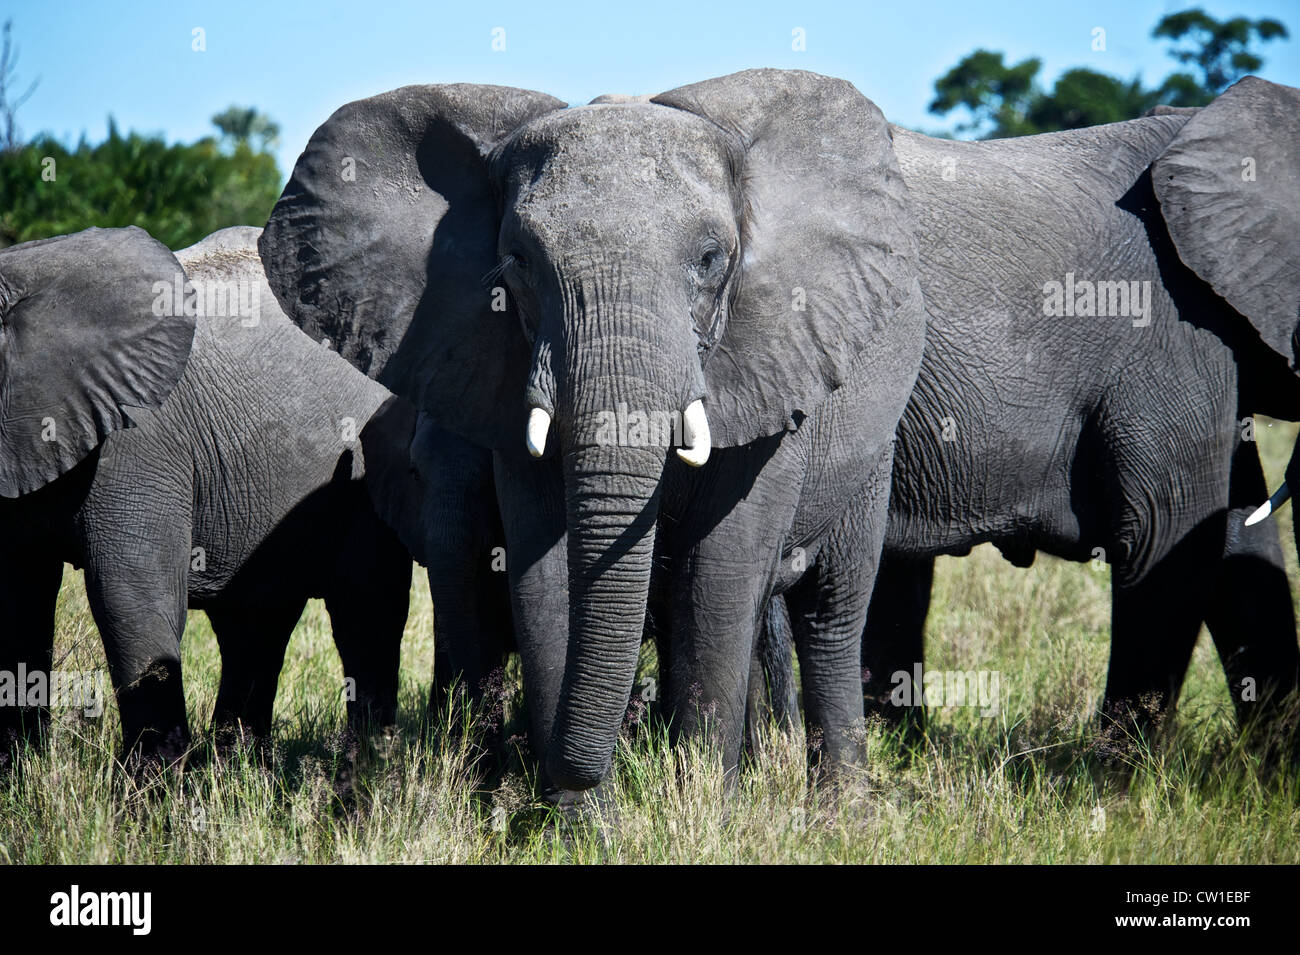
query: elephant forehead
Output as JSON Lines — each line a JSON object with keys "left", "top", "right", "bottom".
{"left": 509, "top": 105, "right": 732, "bottom": 194}
{"left": 506, "top": 106, "right": 735, "bottom": 245}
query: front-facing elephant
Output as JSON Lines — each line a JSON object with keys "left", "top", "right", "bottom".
{"left": 260, "top": 69, "right": 926, "bottom": 794}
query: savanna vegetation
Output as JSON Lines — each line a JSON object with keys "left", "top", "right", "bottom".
{"left": 3, "top": 418, "right": 1296, "bottom": 864}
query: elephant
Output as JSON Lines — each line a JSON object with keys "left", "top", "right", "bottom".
{"left": 259, "top": 68, "right": 927, "bottom": 796}
{"left": 0, "top": 225, "right": 420, "bottom": 770}
{"left": 850, "top": 76, "right": 1300, "bottom": 744}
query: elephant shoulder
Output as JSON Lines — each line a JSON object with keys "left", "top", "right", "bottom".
{"left": 179, "top": 228, "right": 395, "bottom": 430}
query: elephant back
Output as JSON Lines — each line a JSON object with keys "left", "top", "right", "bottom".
{"left": 169, "top": 227, "right": 394, "bottom": 489}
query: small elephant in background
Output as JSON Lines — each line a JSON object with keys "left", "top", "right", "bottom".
{"left": 0, "top": 225, "right": 420, "bottom": 770}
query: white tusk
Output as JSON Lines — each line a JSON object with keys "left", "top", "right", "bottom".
{"left": 1245, "top": 481, "right": 1291, "bottom": 526}
{"left": 526, "top": 407, "right": 551, "bottom": 458}
{"left": 676, "top": 399, "right": 711, "bottom": 467}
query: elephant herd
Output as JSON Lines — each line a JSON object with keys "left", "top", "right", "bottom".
{"left": 2, "top": 69, "right": 1299, "bottom": 807}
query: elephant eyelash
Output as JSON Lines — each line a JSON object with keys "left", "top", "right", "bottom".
{"left": 481, "top": 255, "right": 516, "bottom": 290}
{"left": 480, "top": 254, "right": 538, "bottom": 344}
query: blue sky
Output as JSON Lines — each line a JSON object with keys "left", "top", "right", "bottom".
{"left": 9, "top": 0, "right": 1300, "bottom": 175}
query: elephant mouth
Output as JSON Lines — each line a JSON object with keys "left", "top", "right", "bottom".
{"left": 524, "top": 399, "right": 711, "bottom": 467}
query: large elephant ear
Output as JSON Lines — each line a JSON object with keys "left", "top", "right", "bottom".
{"left": 260, "top": 84, "right": 566, "bottom": 449}
{"left": 0, "top": 226, "right": 195, "bottom": 498}
{"left": 1153, "top": 77, "right": 1300, "bottom": 373}
{"left": 652, "top": 69, "right": 923, "bottom": 445}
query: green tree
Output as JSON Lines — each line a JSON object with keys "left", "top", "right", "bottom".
{"left": 211, "top": 105, "right": 281, "bottom": 152}
{"left": 1026, "top": 69, "right": 1155, "bottom": 130}
{"left": 0, "top": 110, "right": 282, "bottom": 249}
{"left": 1154, "top": 8, "right": 1289, "bottom": 101}
{"left": 929, "top": 50, "right": 1042, "bottom": 137}
{"left": 929, "top": 7, "right": 1290, "bottom": 138}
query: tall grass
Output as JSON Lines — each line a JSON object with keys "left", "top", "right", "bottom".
{"left": 2, "top": 422, "right": 1297, "bottom": 863}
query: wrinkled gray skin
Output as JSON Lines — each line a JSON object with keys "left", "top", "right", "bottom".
{"left": 261, "top": 69, "right": 927, "bottom": 795}
{"left": 0, "top": 226, "right": 417, "bottom": 768}
{"left": 851, "top": 77, "right": 1300, "bottom": 742}
{"left": 407, "top": 414, "right": 785, "bottom": 765}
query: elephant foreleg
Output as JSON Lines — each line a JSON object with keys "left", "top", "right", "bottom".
{"left": 1103, "top": 515, "right": 1226, "bottom": 747}
{"left": 746, "top": 594, "right": 799, "bottom": 755}
{"left": 207, "top": 597, "right": 307, "bottom": 743}
{"left": 493, "top": 451, "right": 575, "bottom": 799}
{"left": 0, "top": 544, "right": 63, "bottom": 770}
{"left": 783, "top": 463, "right": 891, "bottom": 779}
{"left": 860, "top": 552, "right": 934, "bottom": 743}
{"left": 1099, "top": 391, "right": 1236, "bottom": 751}
{"left": 326, "top": 524, "right": 411, "bottom": 734}
{"left": 422, "top": 435, "right": 512, "bottom": 717}
{"left": 1203, "top": 434, "right": 1300, "bottom": 738}
{"left": 665, "top": 467, "right": 801, "bottom": 783}
{"left": 426, "top": 556, "right": 511, "bottom": 719}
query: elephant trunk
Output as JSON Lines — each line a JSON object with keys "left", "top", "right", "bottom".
{"left": 546, "top": 439, "right": 666, "bottom": 790}
{"left": 533, "top": 268, "right": 707, "bottom": 787}
{"left": 528, "top": 267, "right": 707, "bottom": 790}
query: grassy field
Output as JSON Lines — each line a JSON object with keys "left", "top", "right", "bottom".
{"left": 3, "top": 422, "right": 1299, "bottom": 864}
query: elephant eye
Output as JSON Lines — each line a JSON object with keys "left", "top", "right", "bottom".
{"left": 697, "top": 241, "right": 730, "bottom": 281}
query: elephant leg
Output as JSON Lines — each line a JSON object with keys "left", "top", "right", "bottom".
{"left": 423, "top": 435, "right": 512, "bottom": 718}
{"left": 476, "top": 554, "right": 514, "bottom": 676}
{"left": 1098, "top": 389, "right": 1236, "bottom": 751}
{"left": 1203, "top": 433, "right": 1300, "bottom": 736}
{"left": 782, "top": 465, "right": 890, "bottom": 778}
{"left": 861, "top": 552, "right": 934, "bottom": 741}
{"left": 326, "top": 524, "right": 411, "bottom": 734}
{"left": 1104, "top": 516, "right": 1226, "bottom": 745}
{"left": 746, "top": 594, "right": 798, "bottom": 754}
{"left": 83, "top": 529, "right": 192, "bottom": 768}
{"left": 642, "top": 570, "right": 673, "bottom": 721}
{"left": 430, "top": 554, "right": 515, "bottom": 740}
{"left": 207, "top": 597, "right": 308, "bottom": 742}
{"left": 493, "top": 451, "right": 575, "bottom": 800}
{"left": 667, "top": 449, "right": 807, "bottom": 782}
{"left": 427, "top": 567, "right": 482, "bottom": 712}
{"left": 668, "top": 566, "right": 768, "bottom": 784}
{"left": 427, "top": 554, "right": 511, "bottom": 718}
{"left": 0, "top": 544, "right": 64, "bottom": 769}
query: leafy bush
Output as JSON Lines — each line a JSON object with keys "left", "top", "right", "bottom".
{"left": 0, "top": 118, "right": 281, "bottom": 250}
